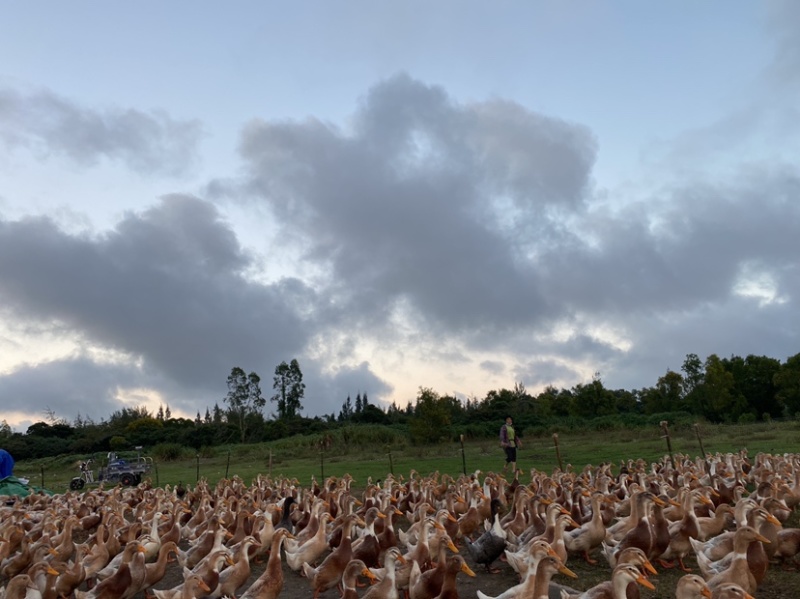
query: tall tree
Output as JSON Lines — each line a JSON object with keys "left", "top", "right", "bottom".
{"left": 775, "top": 353, "right": 800, "bottom": 417}
{"left": 682, "top": 353, "right": 707, "bottom": 415}
{"left": 408, "top": 387, "right": 452, "bottom": 444}
{"left": 271, "top": 359, "right": 305, "bottom": 419}
{"left": 339, "top": 395, "right": 353, "bottom": 421}
{"left": 643, "top": 370, "right": 684, "bottom": 414}
{"left": 570, "top": 374, "right": 616, "bottom": 418}
{"left": 682, "top": 353, "right": 704, "bottom": 396}
{"left": 703, "top": 354, "right": 747, "bottom": 422}
{"left": 224, "top": 367, "right": 266, "bottom": 443}
{"left": 724, "top": 354, "right": 782, "bottom": 419}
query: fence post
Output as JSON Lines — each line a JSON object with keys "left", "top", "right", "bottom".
{"left": 553, "top": 433, "right": 564, "bottom": 472}
{"left": 195, "top": 454, "right": 200, "bottom": 482}
{"left": 694, "top": 423, "right": 707, "bottom": 457}
{"left": 225, "top": 450, "right": 231, "bottom": 479}
{"left": 460, "top": 434, "right": 467, "bottom": 476}
{"left": 660, "top": 421, "right": 676, "bottom": 470}
{"left": 694, "top": 423, "right": 709, "bottom": 472}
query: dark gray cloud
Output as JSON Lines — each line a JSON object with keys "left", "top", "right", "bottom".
{"left": 479, "top": 360, "right": 506, "bottom": 376}
{"left": 0, "top": 86, "right": 201, "bottom": 174}
{"left": 237, "top": 73, "right": 597, "bottom": 336}
{"left": 0, "top": 195, "right": 393, "bottom": 422}
{"left": 308, "top": 361, "right": 394, "bottom": 418}
{"left": 513, "top": 359, "right": 582, "bottom": 389}
{"left": 0, "top": 355, "right": 140, "bottom": 427}
{"left": 230, "top": 73, "right": 799, "bottom": 395}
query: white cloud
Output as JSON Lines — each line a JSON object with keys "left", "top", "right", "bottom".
{"left": 0, "top": 20, "right": 799, "bottom": 426}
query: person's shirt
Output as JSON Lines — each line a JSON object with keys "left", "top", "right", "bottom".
{"left": 506, "top": 424, "right": 516, "bottom": 446}
{"left": 500, "top": 423, "right": 516, "bottom": 447}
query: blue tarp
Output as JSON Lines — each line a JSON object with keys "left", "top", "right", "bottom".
{"left": 0, "top": 448, "right": 14, "bottom": 478}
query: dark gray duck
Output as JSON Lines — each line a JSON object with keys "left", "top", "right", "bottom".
{"left": 466, "top": 498, "right": 507, "bottom": 573}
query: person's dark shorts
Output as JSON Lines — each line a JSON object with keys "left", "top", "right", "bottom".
{"left": 504, "top": 446, "right": 517, "bottom": 463}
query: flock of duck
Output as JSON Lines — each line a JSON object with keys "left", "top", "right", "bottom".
{"left": 1, "top": 450, "right": 799, "bottom": 599}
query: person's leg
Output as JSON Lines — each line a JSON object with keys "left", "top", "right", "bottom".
{"left": 510, "top": 447, "right": 517, "bottom": 474}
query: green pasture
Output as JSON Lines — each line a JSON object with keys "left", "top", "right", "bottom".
{"left": 13, "top": 419, "right": 800, "bottom": 494}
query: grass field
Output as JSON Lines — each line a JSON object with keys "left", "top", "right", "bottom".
{"left": 13, "top": 418, "right": 800, "bottom": 492}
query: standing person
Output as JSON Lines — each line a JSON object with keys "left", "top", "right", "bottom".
{"left": 499, "top": 416, "right": 522, "bottom": 475}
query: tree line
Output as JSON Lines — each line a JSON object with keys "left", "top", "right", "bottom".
{"left": 2, "top": 351, "right": 799, "bottom": 461}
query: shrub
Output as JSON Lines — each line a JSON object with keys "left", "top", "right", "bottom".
{"left": 151, "top": 443, "right": 185, "bottom": 462}
{"left": 109, "top": 436, "right": 128, "bottom": 451}
{"left": 199, "top": 445, "right": 216, "bottom": 459}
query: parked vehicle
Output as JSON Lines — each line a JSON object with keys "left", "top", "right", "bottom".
{"left": 69, "top": 448, "right": 153, "bottom": 490}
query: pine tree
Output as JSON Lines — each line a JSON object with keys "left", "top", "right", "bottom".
{"left": 339, "top": 395, "right": 353, "bottom": 421}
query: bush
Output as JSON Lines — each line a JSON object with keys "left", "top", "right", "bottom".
{"left": 199, "top": 445, "right": 216, "bottom": 459}
{"left": 151, "top": 443, "right": 185, "bottom": 462}
{"left": 109, "top": 436, "right": 128, "bottom": 451}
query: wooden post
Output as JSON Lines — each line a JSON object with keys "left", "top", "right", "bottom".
{"left": 553, "top": 433, "right": 563, "bottom": 472}
{"left": 460, "top": 434, "right": 467, "bottom": 475}
{"left": 225, "top": 450, "right": 231, "bottom": 479}
{"left": 694, "top": 423, "right": 707, "bottom": 457}
{"left": 660, "top": 421, "right": 676, "bottom": 470}
{"left": 195, "top": 454, "right": 200, "bottom": 482}
{"left": 694, "top": 423, "right": 709, "bottom": 472}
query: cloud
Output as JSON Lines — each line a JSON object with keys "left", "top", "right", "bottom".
{"left": 230, "top": 73, "right": 799, "bottom": 395}
{"left": 236, "top": 73, "right": 597, "bottom": 338}
{"left": 0, "top": 86, "right": 202, "bottom": 175}
{"left": 0, "top": 195, "right": 395, "bottom": 421}
{"left": 766, "top": 0, "right": 800, "bottom": 89}
{"left": 0, "top": 355, "right": 139, "bottom": 426}
{"left": 1, "top": 72, "right": 799, "bottom": 426}
{"left": 309, "top": 361, "right": 394, "bottom": 417}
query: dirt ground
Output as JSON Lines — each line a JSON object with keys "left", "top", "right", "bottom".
{"left": 141, "top": 536, "right": 799, "bottom": 599}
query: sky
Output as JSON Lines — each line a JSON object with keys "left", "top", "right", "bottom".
{"left": 1, "top": 2, "right": 799, "bottom": 432}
